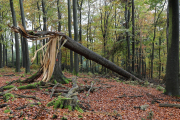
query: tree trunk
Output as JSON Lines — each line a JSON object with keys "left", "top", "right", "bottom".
{"left": 10, "top": 0, "right": 20, "bottom": 72}
{"left": 61, "top": 36, "right": 141, "bottom": 81}
{"left": 151, "top": 6, "right": 156, "bottom": 79}
{"left": 0, "top": 35, "right": 2, "bottom": 68}
{"left": 51, "top": 0, "right": 67, "bottom": 83}
{"left": 131, "top": 0, "right": 135, "bottom": 73}
{"left": 68, "top": 0, "right": 73, "bottom": 73}
{"left": 78, "top": 0, "right": 83, "bottom": 72}
{"left": 165, "top": 0, "right": 179, "bottom": 96}
{"left": 0, "top": 8, "right": 2, "bottom": 68}
{"left": 11, "top": 33, "right": 14, "bottom": 68}
{"left": 125, "top": 0, "right": 130, "bottom": 72}
{"left": 19, "top": 0, "right": 30, "bottom": 73}
{"left": 42, "top": 0, "right": 47, "bottom": 45}
{"left": 73, "top": 0, "right": 79, "bottom": 75}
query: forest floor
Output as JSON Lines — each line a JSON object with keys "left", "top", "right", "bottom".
{"left": 0, "top": 67, "right": 180, "bottom": 120}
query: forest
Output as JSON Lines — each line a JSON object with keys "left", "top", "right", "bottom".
{"left": 0, "top": 0, "right": 180, "bottom": 119}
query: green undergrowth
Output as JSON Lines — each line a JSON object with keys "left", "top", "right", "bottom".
{"left": 3, "top": 93, "right": 14, "bottom": 102}
{"left": 3, "top": 85, "right": 15, "bottom": 90}
{"left": 17, "top": 81, "right": 44, "bottom": 89}
{"left": 47, "top": 96, "right": 83, "bottom": 113}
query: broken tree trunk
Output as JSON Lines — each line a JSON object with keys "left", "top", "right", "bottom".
{"left": 60, "top": 36, "right": 141, "bottom": 81}
{"left": 9, "top": 25, "right": 141, "bottom": 82}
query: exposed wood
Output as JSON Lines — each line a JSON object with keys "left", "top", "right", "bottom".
{"left": 50, "top": 83, "right": 59, "bottom": 98}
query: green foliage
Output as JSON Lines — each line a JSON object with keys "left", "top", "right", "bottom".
{"left": 4, "top": 108, "right": 11, "bottom": 113}
{"left": 78, "top": 115, "right": 83, "bottom": 118}
{"left": 3, "top": 93, "right": 14, "bottom": 102}
{"left": 75, "top": 105, "right": 83, "bottom": 113}
{"left": 53, "top": 80, "right": 58, "bottom": 84}
{"left": 156, "top": 85, "right": 164, "bottom": 91}
{"left": 30, "top": 64, "right": 41, "bottom": 69}
{"left": 37, "top": 102, "right": 41, "bottom": 105}
{"left": 17, "top": 82, "right": 40, "bottom": 89}
{"left": 52, "top": 114, "right": 58, "bottom": 119}
{"left": 3, "top": 85, "right": 15, "bottom": 90}
{"left": 61, "top": 117, "right": 67, "bottom": 120}
{"left": 5, "top": 81, "right": 9, "bottom": 84}
{"left": 144, "top": 80, "right": 150, "bottom": 87}
{"left": 21, "top": 74, "right": 25, "bottom": 77}
{"left": 147, "top": 110, "right": 154, "bottom": 120}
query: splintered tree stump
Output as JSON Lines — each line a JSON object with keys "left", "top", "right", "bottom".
{"left": 47, "top": 96, "right": 83, "bottom": 112}
{"left": 47, "top": 77, "right": 83, "bottom": 112}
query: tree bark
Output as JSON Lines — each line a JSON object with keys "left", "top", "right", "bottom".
{"left": 0, "top": 8, "right": 2, "bottom": 68}
{"left": 61, "top": 36, "right": 141, "bottom": 81}
{"left": 42, "top": 0, "right": 47, "bottom": 45}
{"left": 10, "top": 0, "right": 20, "bottom": 72}
{"left": 73, "top": 0, "right": 79, "bottom": 75}
{"left": 164, "top": 0, "right": 179, "bottom": 96}
{"left": 52, "top": 0, "right": 67, "bottom": 83}
{"left": 19, "top": 0, "right": 30, "bottom": 73}
{"left": 68, "top": 0, "right": 73, "bottom": 73}
{"left": 131, "top": 0, "right": 135, "bottom": 73}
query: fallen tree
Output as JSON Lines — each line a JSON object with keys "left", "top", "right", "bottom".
{"left": 9, "top": 24, "right": 142, "bottom": 112}
{"left": 9, "top": 25, "right": 141, "bottom": 82}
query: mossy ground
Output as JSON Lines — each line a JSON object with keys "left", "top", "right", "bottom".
{"left": 47, "top": 96, "right": 83, "bottom": 113}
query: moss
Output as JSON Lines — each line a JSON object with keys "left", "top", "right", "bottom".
{"left": 54, "top": 99, "right": 61, "bottom": 109}
{"left": 78, "top": 115, "right": 83, "bottom": 118}
{"left": 28, "top": 72, "right": 37, "bottom": 79}
{"left": 5, "top": 81, "right": 9, "bottom": 84}
{"left": 75, "top": 105, "right": 83, "bottom": 113}
{"left": 4, "top": 109, "right": 11, "bottom": 113}
{"left": 52, "top": 114, "right": 58, "bottom": 119}
{"left": 3, "top": 85, "right": 15, "bottom": 90}
{"left": 47, "top": 99, "right": 56, "bottom": 107}
{"left": 61, "top": 117, "right": 67, "bottom": 120}
{"left": 64, "top": 105, "right": 72, "bottom": 111}
{"left": 3, "top": 93, "right": 14, "bottom": 102}
{"left": 53, "top": 80, "right": 58, "bottom": 84}
{"left": 17, "top": 82, "right": 40, "bottom": 89}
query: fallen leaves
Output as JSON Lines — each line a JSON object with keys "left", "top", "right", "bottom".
{"left": 0, "top": 69, "right": 180, "bottom": 119}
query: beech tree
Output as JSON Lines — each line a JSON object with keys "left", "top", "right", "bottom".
{"left": 164, "top": 0, "right": 179, "bottom": 96}
{"left": 73, "top": 0, "right": 79, "bottom": 75}
{"left": 19, "top": 0, "right": 30, "bottom": 73}
{"left": 9, "top": 0, "right": 20, "bottom": 72}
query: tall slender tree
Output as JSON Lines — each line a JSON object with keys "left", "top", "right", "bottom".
{"left": 42, "top": 0, "right": 47, "bottom": 45}
{"left": 0, "top": 5, "right": 2, "bottom": 68}
{"left": 9, "top": 0, "right": 20, "bottom": 72}
{"left": 131, "top": 0, "right": 135, "bottom": 73}
{"left": 68, "top": 0, "right": 73, "bottom": 73}
{"left": 78, "top": 0, "right": 84, "bottom": 72}
{"left": 73, "top": 0, "right": 79, "bottom": 75}
{"left": 19, "top": 0, "right": 30, "bottom": 73}
{"left": 164, "top": 0, "right": 179, "bottom": 96}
